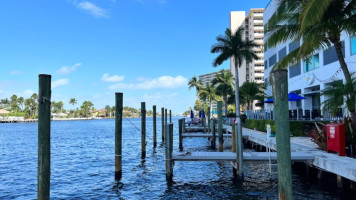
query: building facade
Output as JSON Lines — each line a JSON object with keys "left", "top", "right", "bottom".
{"left": 230, "top": 9, "right": 265, "bottom": 86}
{"left": 263, "top": 0, "right": 356, "bottom": 119}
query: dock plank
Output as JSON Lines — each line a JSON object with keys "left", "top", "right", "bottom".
{"left": 182, "top": 134, "right": 232, "bottom": 138}
{"left": 172, "top": 152, "right": 314, "bottom": 161}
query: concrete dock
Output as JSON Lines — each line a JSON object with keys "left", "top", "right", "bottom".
{"left": 182, "top": 133, "right": 232, "bottom": 138}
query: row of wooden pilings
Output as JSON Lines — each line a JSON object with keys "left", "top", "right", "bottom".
{"left": 37, "top": 69, "right": 293, "bottom": 200}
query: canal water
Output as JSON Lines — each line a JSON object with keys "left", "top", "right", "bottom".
{"left": 0, "top": 118, "right": 353, "bottom": 199}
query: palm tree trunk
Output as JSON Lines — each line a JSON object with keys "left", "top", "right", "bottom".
{"left": 223, "top": 95, "right": 228, "bottom": 118}
{"left": 334, "top": 40, "right": 356, "bottom": 132}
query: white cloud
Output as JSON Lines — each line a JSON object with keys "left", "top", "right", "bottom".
{"left": 101, "top": 73, "right": 124, "bottom": 82}
{"left": 109, "top": 75, "right": 188, "bottom": 90}
{"left": 10, "top": 70, "right": 22, "bottom": 75}
{"left": 57, "top": 63, "right": 81, "bottom": 75}
{"left": 77, "top": 1, "right": 109, "bottom": 18}
{"left": 52, "top": 79, "right": 69, "bottom": 88}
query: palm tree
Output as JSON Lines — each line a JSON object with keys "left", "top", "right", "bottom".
{"left": 105, "top": 105, "right": 111, "bottom": 117}
{"left": 69, "top": 98, "right": 77, "bottom": 117}
{"left": 211, "top": 27, "right": 258, "bottom": 139}
{"left": 239, "top": 81, "right": 265, "bottom": 110}
{"left": 198, "top": 83, "right": 217, "bottom": 117}
{"left": 18, "top": 97, "right": 24, "bottom": 112}
{"left": 212, "top": 70, "right": 235, "bottom": 117}
{"left": 1, "top": 98, "right": 10, "bottom": 109}
{"left": 266, "top": 0, "right": 356, "bottom": 131}
{"left": 188, "top": 76, "right": 203, "bottom": 92}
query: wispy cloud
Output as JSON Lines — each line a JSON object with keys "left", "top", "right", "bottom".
{"left": 101, "top": 73, "right": 124, "bottom": 82}
{"left": 109, "top": 75, "right": 187, "bottom": 90}
{"left": 10, "top": 70, "right": 22, "bottom": 75}
{"left": 76, "top": 1, "right": 109, "bottom": 18}
{"left": 52, "top": 79, "right": 69, "bottom": 88}
{"left": 57, "top": 63, "right": 81, "bottom": 75}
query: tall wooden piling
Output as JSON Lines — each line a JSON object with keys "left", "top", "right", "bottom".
{"left": 234, "top": 124, "right": 240, "bottom": 176}
{"left": 237, "top": 122, "right": 243, "bottom": 178}
{"left": 169, "top": 110, "right": 172, "bottom": 123}
{"left": 272, "top": 69, "right": 293, "bottom": 200}
{"left": 165, "top": 109, "right": 168, "bottom": 138}
{"left": 207, "top": 107, "right": 211, "bottom": 133}
{"left": 115, "top": 93, "right": 123, "bottom": 180}
{"left": 182, "top": 118, "right": 185, "bottom": 133}
{"left": 141, "top": 102, "right": 146, "bottom": 159}
{"left": 231, "top": 123, "right": 236, "bottom": 153}
{"left": 38, "top": 74, "right": 51, "bottom": 200}
{"left": 217, "top": 101, "right": 223, "bottom": 152}
{"left": 179, "top": 119, "right": 183, "bottom": 151}
{"left": 211, "top": 119, "right": 216, "bottom": 149}
{"left": 153, "top": 105, "right": 157, "bottom": 148}
{"left": 165, "top": 123, "right": 173, "bottom": 181}
{"left": 161, "top": 107, "right": 164, "bottom": 141}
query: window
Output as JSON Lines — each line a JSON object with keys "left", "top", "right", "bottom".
{"left": 269, "top": 54, "right": 277, "bottom": 67}
{"left": 289, "top": 40, "right": 300, "bottom": 53}
{"left": 289, "top": 63, "right": 301, "bottom": 78}
{"left": 323, "top": 41, "right": 345, "bottom": 65}
{"left": 303, "top": 54, "right": 319, "bottom": 72}
{"left": 278, "top": 47, "right": 287, "bottom": 60}
{"left": 264, "top": 60, "right": 268, "bottom": 69}
{"left": 351, "top": 36, "right": 356, "bottom": 55}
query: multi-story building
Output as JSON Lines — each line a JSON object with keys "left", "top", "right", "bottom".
{"left": 263, "top": 0, "right": 356, "bottom": 119}
{"left": 230, "top": 9, "right": 265, "bottom": 87}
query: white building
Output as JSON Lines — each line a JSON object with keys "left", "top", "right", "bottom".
{"left": 230, "top": 9, "right": 265, "bottom": 86}
{"left": 263, "top": 0, "right": 356, "bottom": 119}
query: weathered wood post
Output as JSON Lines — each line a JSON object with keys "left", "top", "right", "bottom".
{"left": 182, "top": 118, "right": 185, "bottom": 133}
{"left": 165, "top": 123, "right": 174, "bottom": 181}
{"left": 272, "top": 69, "right": 293, "bottom": 200}
{"left": 237, "top": 121, "right": 244, "bottom": 178}
{"left": 161, "top": 107, "right": 164, "bottom": 141}
{"left": 165, "top": 109, "right": 168, "bottom": 138}
{"left": 217, "top": 101, "right": 223, "bottom": 152}
{"left": 141, "top": 102, "right": 146, "bottom": 159}
{"left": 179, "top": 119, "right": 183, "bottom": 151}
{"left": 169, "top": 110, "right": 172, "bottom": 123}
{"left": 231, "top": 123, "right": 236, "bottom": 152}
{"left": 115, "top": 92, "right": 123, "bottom": 180}
{"left": 153, "top": 105, "right": 157, "bottom": 148}
{"left": 38, "top": 74, "right": 51, "bottom": 200}
{"left": 207, "top": 107, "right": 211, "bottom": 133}
{"left": 211, "top": 119, "right": 216, "bottom": 149}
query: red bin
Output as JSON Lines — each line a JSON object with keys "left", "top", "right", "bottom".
{"left": 326, "top": 123, "right": 345, "bottom": 156}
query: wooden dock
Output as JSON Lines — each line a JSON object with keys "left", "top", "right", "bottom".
{"left": 172, "top": 152, "right": 315, "bottom": 161}
{"left": 182, "top": 133, "right": 232, "bottom": 138}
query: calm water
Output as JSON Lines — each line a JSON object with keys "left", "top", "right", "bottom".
{"left": 0, "top": 118, "right": 353, "bottom": 199}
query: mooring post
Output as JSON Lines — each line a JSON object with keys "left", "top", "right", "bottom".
{"left": 141, "top": 102, "right": 146, "bottom": 159}
{"left": 115, "top": 93, "right": 123, "bottom": 180}
{"left": 182, "top": 118, "right": 185, "bottom": 133}
{"left": 211, "top": 119, "right": 216, "bottom": 149}
{"left": 161, "top": 107, "right": 164, "bottom": 141}
{"left": 217, "top": 101, "right": 223, "bottom": 152}
{"left": 169, "top": 110, "right": 172, "bottom": 123}
{"left": 237, "top": 121, "right": 243, "bottom": 178}
{"left": 179, "top": 119, "right": 183, "bottom": 151}
{"left": 231, "top": 123, "right": 236, "bottom": 153}
{"left": 165, "top": 123, "right": 174, "bottom": 181}
{"left": 38, "top": 74, "right": 51, "bottom": 200}
{"left": 153, "top": 105, "right": 157, "bottom": 148}
{"left": 272, "top": 69, "right": 293, "bottom": 200}
{"left": 165, "top": 109, "right": 168, "bottom": 139}
{"left": 207, "top": 107, "right": 211, "bottom": 133}
{"left": 234, "top": 124, "right": 240, "bottom": 177}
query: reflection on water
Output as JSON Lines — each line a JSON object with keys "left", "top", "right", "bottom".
{"left": 0, "top": 118, "right": 353, "bottom": 199}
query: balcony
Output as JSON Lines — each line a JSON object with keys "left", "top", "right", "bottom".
{"left": 254, "top": 20, "right": 264, "bottom": 24}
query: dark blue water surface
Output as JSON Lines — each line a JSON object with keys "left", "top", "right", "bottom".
{"left": 0, "top": 118, "right": 352, "bottom": 199}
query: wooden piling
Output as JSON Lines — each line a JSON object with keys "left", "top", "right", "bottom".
{"left": 153, "top": 105, "right": 157, "bottom": 148}
{"left": 179, "top": 119, "right": 183, "bottom": 151}
{"left": 169, "top": 110, "right": 172, "bottom": 123}
{"left": 231, "top": 123, "right": 236, "bottom": 153}
{"left": 207, "top": 107, "right": 211, "bottom": 133}
{"left": 234, "top": 124, "right": 240, "bottom": 176}
{"left": 165, "top": 109, "right": 168, "bottom": 139}
{"left": 272, "top": 69, "right": 293, "bottom": 200}
{"left": 182, "top": 118, "right": 185, "bottom": 133}
{"left": 237, "top": 121, "right": 243, "bottom": 178}
{"left": 141, "top": 102, "right": 146, "bottom": 159}
{"left": 217, "top": 101, "right": 223, "bottom": 152}
{"left": 115, "top": 93, "right": 123, "bottom": 180}
{"left": 165, "top": 123, "right": 174, "bottom": 181}
{"left": 161, "top": 107, "right": 164, "bottom": 141}
{"left": 211, "top": 119, "right": 216, "bottom": 149}
{"left": 37, "top": 74, "right": 51, "bottom": 200}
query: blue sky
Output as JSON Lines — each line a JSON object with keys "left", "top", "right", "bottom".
{"left": 0, "top": 0, "right": 268, "bottom": 114}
